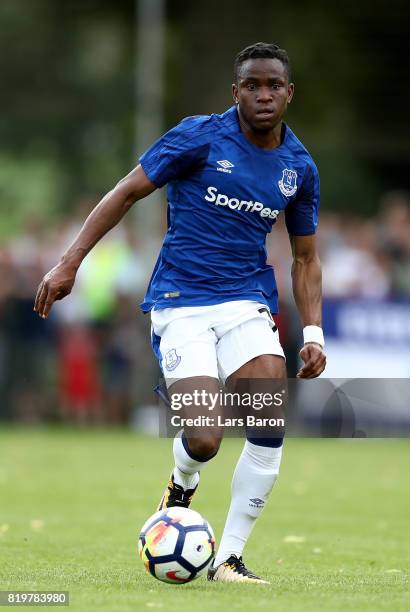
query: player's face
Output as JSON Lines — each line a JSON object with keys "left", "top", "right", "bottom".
{"left": 232, "top": 58, "right": 294, "bottom": 132}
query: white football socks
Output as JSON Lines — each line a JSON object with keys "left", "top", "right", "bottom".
{"left": 172, "top": 433, "right": 209, "bottom": 490}
{"left": 213, "top": 440, "right": 283, "bottom": 567}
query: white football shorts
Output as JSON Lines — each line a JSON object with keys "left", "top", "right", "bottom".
{"left": 150, "top": 300, "right": 285, "bottom": 385}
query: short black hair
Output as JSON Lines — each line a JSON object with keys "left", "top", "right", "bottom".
{"left": 234, "top": 42, "right": 291, "bottom": 82}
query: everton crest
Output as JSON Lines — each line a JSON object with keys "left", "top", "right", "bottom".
{"left": 164, "top": 348, "right": 181, "bottom": 372}
{"left": 278, "top": 168, "right": 298, "bottom": 197}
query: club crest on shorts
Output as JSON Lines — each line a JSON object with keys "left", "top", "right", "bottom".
{"left": 278, "top": 168, "right": 298, "bottom": 197}
{"left": 164, "top": 349, "right": 181, "bottom": 371}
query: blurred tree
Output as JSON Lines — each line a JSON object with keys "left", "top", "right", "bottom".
{"left": 168, "top": 0, "right": 409, "bottom": 211}
{"left": 1, "top": 0, "right": 134, "bottom": 236}
{"left": 0, "top": 0, "right": 409, "bottom": 237}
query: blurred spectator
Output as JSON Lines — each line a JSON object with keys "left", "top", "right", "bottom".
{"left": 0, "top": 223, "right": 56, "bottom": 422}
{"left": 320, "top": 217, "right": 391, "bottom": 299}
{"left": 58, "top": 324, "right": 102, "bottom": 424}
{"left": 378, "top": 190, "right": 410, "bottom": 295}
{"left": 1, "top": 190, "right": 409, "bottom": 422}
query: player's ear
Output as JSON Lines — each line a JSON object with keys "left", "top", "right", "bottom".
{"left": 287, "top": 83, "right": 294, "bottom": 104}
{"left": 232, "top": 83, "right": 239, "bottom": 105}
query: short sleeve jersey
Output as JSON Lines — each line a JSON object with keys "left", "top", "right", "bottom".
{"left": 139, "top": 106, "right": 319, "bottom": 314}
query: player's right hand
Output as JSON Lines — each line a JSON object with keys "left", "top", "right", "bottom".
{"left": 33, "top": 261, "right": 77, "bottom": 319}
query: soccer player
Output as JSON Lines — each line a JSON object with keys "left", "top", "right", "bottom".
{"left": 34, "top": 42, "right": 326, "bottom": 584}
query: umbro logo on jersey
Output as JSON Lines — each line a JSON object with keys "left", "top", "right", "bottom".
{"left": 217, "top": 159, "right": 234, "bottom": 173}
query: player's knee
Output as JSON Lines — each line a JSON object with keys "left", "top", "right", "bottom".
{"left": 188, "top": 434, "right": 221, "bottom": 460}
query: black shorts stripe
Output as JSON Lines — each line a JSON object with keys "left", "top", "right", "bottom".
{"left": 258, "top": 307, "right": 277, "bottom": 333}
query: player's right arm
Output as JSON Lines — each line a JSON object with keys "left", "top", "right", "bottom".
{"left": 34, "top": 165, "right": 156, "bottom": 319}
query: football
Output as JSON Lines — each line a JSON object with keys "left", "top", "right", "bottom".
{"left": 138, "top": 507, "right": 216, "bottom": 584}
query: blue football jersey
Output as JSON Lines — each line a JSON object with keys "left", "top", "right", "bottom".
{"left": 139, "top": 106, "right": 319, "bottom": 314}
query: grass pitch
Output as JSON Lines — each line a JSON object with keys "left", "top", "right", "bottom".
{"left": 0, "top": 428, "right": 409, "bottom": 611}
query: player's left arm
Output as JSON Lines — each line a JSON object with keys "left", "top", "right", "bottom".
{"left": 289, "top": 233, "right": 326, "bottom": 378}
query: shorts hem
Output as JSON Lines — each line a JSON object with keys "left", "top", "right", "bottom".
{"left": 220, "top": 347, "right": 286, "bottom": 383}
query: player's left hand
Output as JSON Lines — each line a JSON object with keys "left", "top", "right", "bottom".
{"left": 297, "top": 343, "right": 326, "bottom": 378}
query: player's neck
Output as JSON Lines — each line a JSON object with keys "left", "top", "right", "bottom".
{"left": 238, "top": 115, "right": 284, "bottom": 150}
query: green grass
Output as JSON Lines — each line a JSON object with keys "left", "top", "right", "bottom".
{"left": 0, "top": 429, "right": 409, "bottom": 611}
